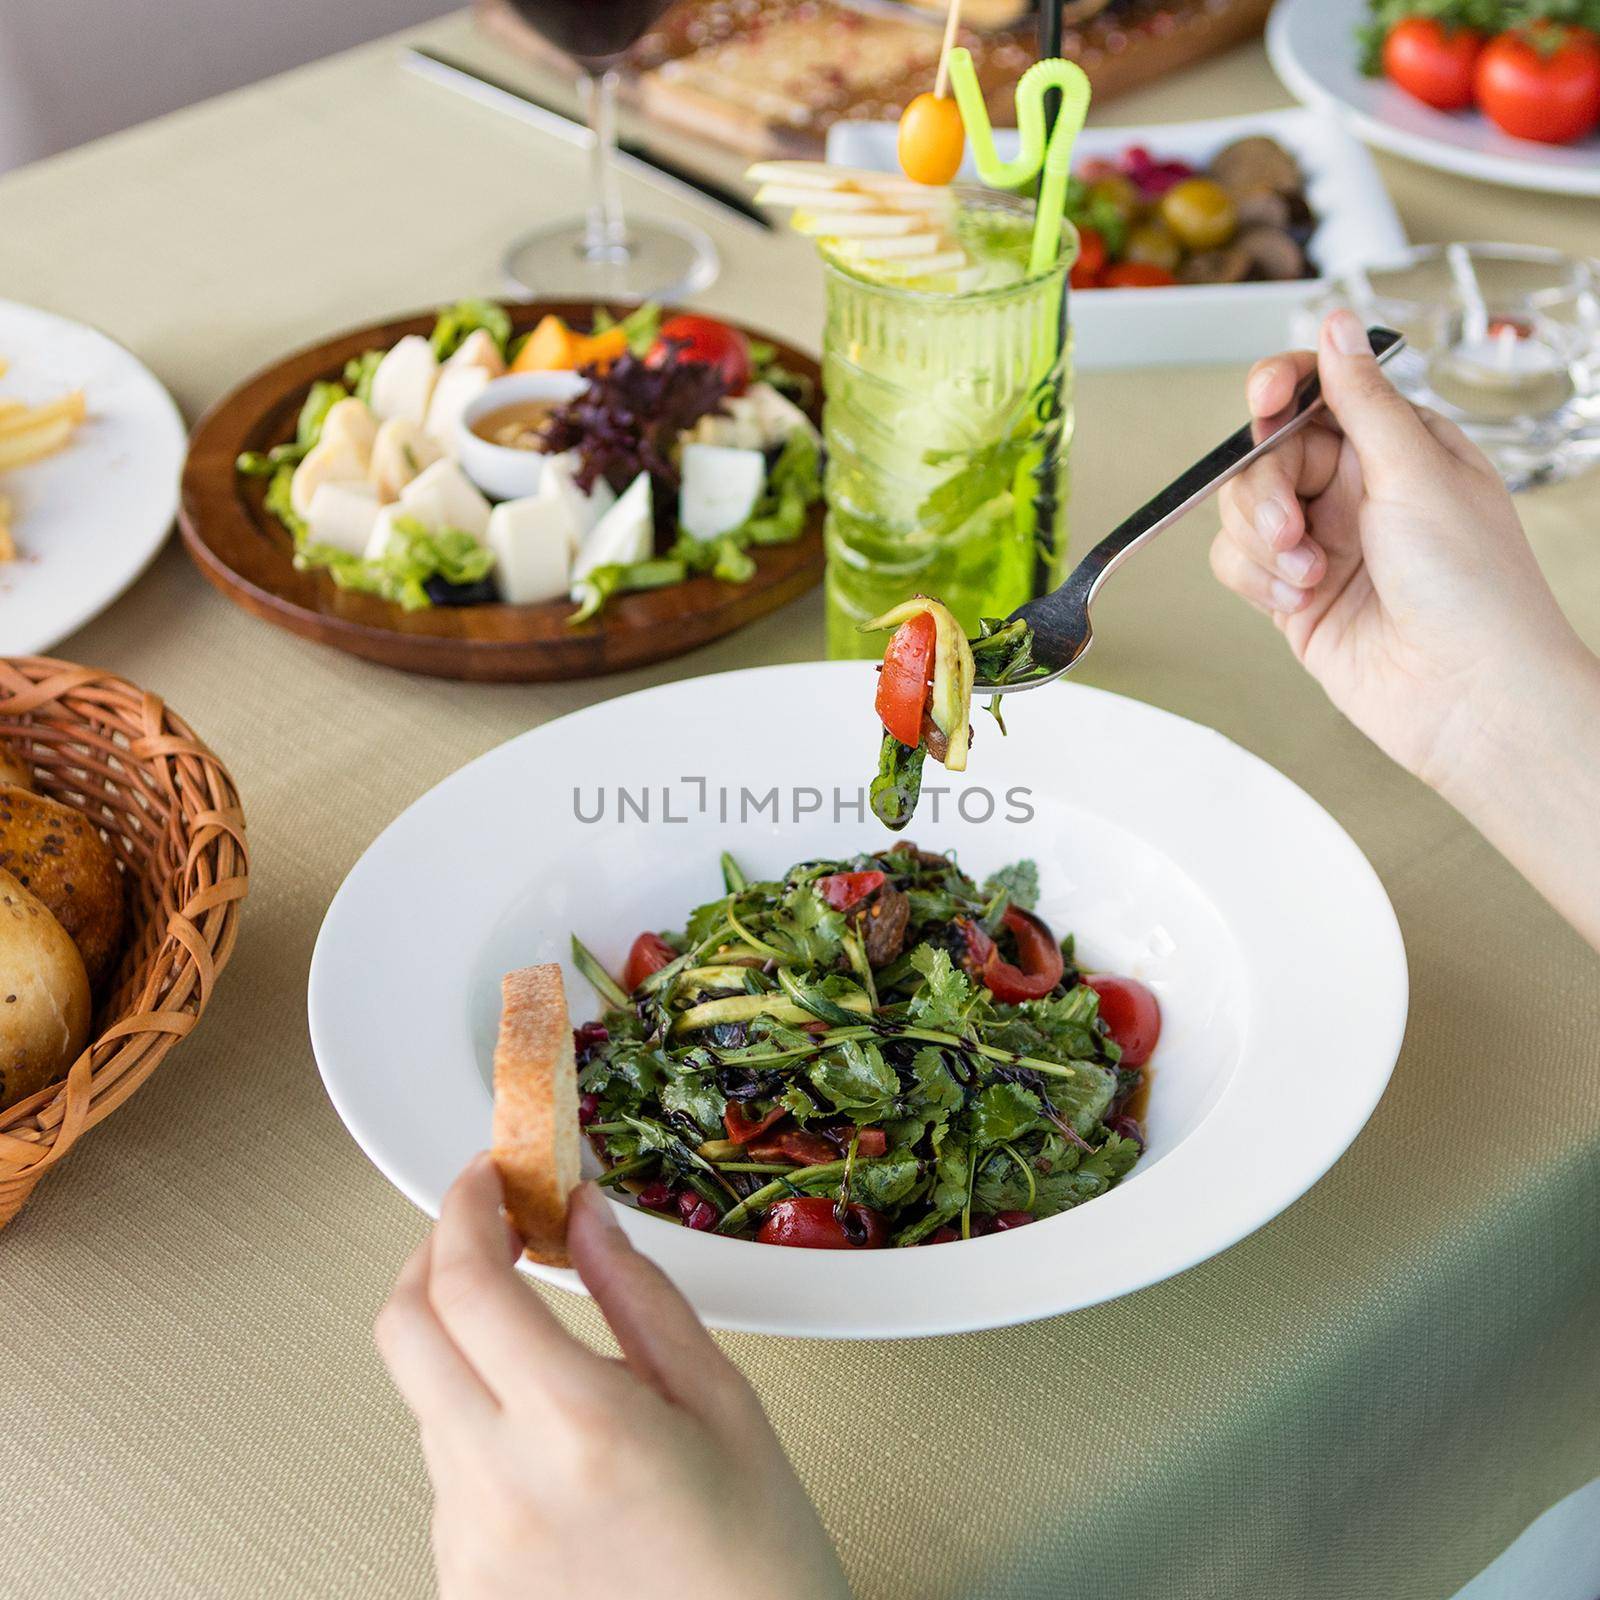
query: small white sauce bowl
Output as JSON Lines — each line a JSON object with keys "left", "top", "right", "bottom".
{"left": 456, "top": 371, "right": 587, "bottom": 502}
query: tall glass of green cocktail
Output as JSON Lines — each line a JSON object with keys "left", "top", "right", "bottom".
{"left": 821, "top": 192, "right": 1072, "bottom": 659}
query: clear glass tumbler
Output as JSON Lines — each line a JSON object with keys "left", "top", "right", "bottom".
{"left": 1304, "top": 243, "right": 1600, "bottom": 491}
{"left": 820, "top": 194, "right": 1073, "bottom": 659}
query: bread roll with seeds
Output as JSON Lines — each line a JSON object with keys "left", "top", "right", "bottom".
{"left": 0, "top": 784, "right": 124, "bottom": 989}
{"left": 0, "top": 866, "right": 91, "bottom": 1109}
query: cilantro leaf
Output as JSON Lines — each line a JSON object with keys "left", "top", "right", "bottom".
{"left": 849, "top": 1153, "right": 922, "bottom": 1211}
{"left": 981, "top": 859, "right": 1039, "bottom": 911}
{"left": 808, "top": 1039, "right": 899, "bottom": 1113}
{"left": 659, "top": 1069, "right": 727, "bottom": 1139}
{"left": 970, "top": 1082, "right": 1044, "bottom": 1146}
{"left": 776, "top": 882, "right": 848, "bottom": 967}
{"left": 908, "top": 944, "right": 990, "bottom": 1032}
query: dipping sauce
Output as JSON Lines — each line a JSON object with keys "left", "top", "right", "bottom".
{"left": 472, "top": 398, "right": 560, "bottom": 451}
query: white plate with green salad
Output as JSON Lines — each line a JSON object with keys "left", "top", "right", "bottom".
{"left": 309, "top": 660, "right": 1408, "bottom": 1338}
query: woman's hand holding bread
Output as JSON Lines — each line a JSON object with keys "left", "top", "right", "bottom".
{"left": 374, "top": 963, "right": 851, "bottom": 1600}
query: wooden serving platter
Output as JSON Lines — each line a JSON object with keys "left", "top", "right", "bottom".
{"left": 179, "top": 302, "right": 824, "bottom": 683}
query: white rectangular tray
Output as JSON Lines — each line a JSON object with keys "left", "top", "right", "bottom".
{"left": 826, "top": 107, "right": 1406, "bottom": 369}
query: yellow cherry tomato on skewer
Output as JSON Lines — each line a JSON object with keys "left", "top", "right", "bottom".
{"left": 898, "top": 92, "right": 965, "bottom": 186}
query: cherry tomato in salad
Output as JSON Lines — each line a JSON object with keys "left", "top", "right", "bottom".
{"left": 875, "top": 611, "right": 937, "bottom": 747}
{"left": 646, "top": 315, "right": 753, "bottom": 394}
{"left": 749, "top": 1130, "right": 839, "bottom": 1166}
{"left": 1082, "top": 974, "right": 1162, "bottom": 1066}
{"left": 1474, "top": 26, "right": 1600, "bottom": 145}
{"left": 757, "top": 1196, "right": 889, "bottom": 1249}
{"left": 815, "top": 870, "right": 886, "bottom": 912}
{"left": 723, "top": 1103, "right": 789, "bottom": 1145}
{"left": 1069, "top": 225, "right": 1107, "bottom": 290}
{"left": 1382, "top": 18, "right": 1484, "bottom": 111}
{"left": 898, "top": 92, "right": 966, "bottom": 186}
{"left": 622, "top": 931, "right": 676, "bottom": 991}
{"left": 1101, "top": 262, "right": 1180, "bottom": 288}
{"left": 965, "top": 907, "right": 1065, "bottom": 1004}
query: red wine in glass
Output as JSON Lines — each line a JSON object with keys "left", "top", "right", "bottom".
{"left": 504, "top": 0, "right": 678, "bottom": 66}
{"left": 500, "top": 0, "right": 716, "bottom": 297}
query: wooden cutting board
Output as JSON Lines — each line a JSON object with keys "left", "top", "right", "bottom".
{"left": 477, "top": 0, "right": 1274, "bottom": 157}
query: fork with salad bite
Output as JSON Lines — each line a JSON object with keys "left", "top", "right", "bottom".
{"left": 969, "top": 326, "right": 1406, "bottom": 695}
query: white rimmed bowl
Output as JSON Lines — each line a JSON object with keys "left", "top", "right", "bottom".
{"left": 309, "top": 662, "right": 1408, "bottom": 1339}
{"left": 455, "top": 370, "right": 587, "bottom": 502}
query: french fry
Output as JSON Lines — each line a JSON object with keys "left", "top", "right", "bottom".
{"left": 0, "top": 390, "right": 85, "bottom": 437}
{"left": 0, "top": 365, "right": 86, "bottom": 549}
{"left": 0, "top": 413, "right": 79, "bottom": 472}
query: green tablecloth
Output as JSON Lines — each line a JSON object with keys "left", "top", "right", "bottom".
{"left": 0, "top": 15, "right": 1595, "bottom": 1597}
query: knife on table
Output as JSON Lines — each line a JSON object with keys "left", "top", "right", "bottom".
{"left": 400, "top": 46, "right": 772, "bottom": 231}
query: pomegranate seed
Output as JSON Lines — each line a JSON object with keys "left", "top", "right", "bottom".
{"left": 993, "top": 1210, "right": 1035, "bottom": 1231}
{"left": 577, "top": 1093, "right": 600, "bottom": 1127}
{"left": 637, "top": 1182, "right": 676, "bottom": 1213}
{"left": 680, "top": 1197, "right": 719, "bottom": 1231}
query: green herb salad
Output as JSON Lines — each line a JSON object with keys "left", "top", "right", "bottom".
{"left": 572, "top": 843, "right": 1160, "bottom": 1250}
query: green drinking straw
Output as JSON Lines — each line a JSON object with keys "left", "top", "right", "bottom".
{"left": 947, "top": 48, "right": 1092, "bottom": 274}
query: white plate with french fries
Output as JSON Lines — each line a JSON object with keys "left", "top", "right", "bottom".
{"left": 0, "top": 299, "right": 185, "bottom": 655}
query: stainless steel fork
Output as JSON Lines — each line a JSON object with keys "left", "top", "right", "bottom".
{"left": 972, "top": 326, "right": 1407, "bottom": 694}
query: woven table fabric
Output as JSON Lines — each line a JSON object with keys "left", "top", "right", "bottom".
{"left": 0, "top": 16, "right": 1595, "bottom": 1599}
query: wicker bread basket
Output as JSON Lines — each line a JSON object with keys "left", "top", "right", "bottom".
{"left": 0, "top": 657, "right": 248, "bottom": 1228}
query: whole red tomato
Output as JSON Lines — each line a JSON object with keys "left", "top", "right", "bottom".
{"left": 1382, "top": 18, "right": 1484, "bottom": 111}
{"left": 1474, "top": 26, "right": 1600, "bottom": 145}
{"left": 1082, "top": 974, "right": 1162, "bottom": 1067}
{"left": 646, "top": 315, "right": 752, "bottom": 394}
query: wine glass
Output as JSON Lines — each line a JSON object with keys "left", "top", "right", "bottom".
{"left": 502, "top": 0, "right": 718, "bottom": 300}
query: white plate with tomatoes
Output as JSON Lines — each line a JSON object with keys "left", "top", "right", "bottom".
{"left": 309, "top": 661, "right": 1408, "bottom": 1339}
{"left": 1268, "top": 0, "right": 1600, "bottom": 197}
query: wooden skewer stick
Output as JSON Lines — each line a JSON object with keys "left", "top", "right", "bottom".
{"left": 934, "top": 0, "right": 965, "bottom": 99}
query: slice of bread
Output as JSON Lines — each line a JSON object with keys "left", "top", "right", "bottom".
{"left": 491, "top": 964, "right": 581, "bottom": 1267}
